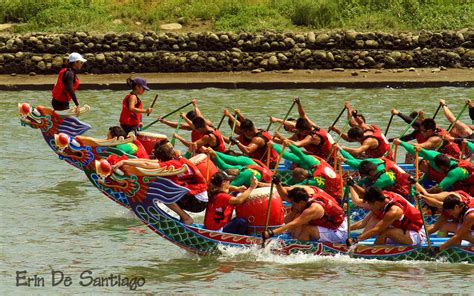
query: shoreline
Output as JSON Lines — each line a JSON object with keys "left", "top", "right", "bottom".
{"left": 1, "top": 68, "right": 473, "bottom": 90}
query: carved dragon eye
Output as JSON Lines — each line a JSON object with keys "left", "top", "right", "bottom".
{"left": 95, "top": 159, "right": 112, "bottom": 178}
{"left": 18, "top": 103, "right": 31, "bottom": 115}
{"left": 54, "top": 133, "right": 70, "bottom": 149}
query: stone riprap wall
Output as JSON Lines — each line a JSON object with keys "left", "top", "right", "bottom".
{"left": 0, "top": 30, "right": 472, "bottom": 74}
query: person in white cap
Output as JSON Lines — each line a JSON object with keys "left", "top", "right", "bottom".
{"left": 51, "top": 52, "right": 87, "bottom": 115}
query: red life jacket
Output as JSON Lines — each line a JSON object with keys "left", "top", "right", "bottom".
{"left": 426, "top": 164, "right": 448, "bottom": 183}
{"left": 206, "top": 129, "right": 226, "bottom": 152}
{"left": 416, "top": 132, "right": 427, "bottom": 143}
{"left": 362, "top": 126, "right": 393, "bottom": 160}
{"left": 381, "top": 158, "right": 412, "bottom": 197}
{"left": 204, "top": 192, "right": 234, "bottom": 230}
{"left": 246, "top": 158, "right": 273, "bottom": 182}
{"left": 442, "top": 192, "right": 474, "bottom": 230}
{"left": 452, "top": 160, "right": 474, "bottom": 195}
{"left": 51, "top": 68, "right": 79, "bottom": 102}
{"left": 425, "top": 128, "right": 461, "bottom": 159}
{"left": 133, "top": 139, "right": 149, "bottom": 159}
{"left": 306, "top": 186, "right": 345, "bottom": 229}
{"left": 307, "top": 156, "right": 342, "bottom": 199}
{"left": 297, "top": 127, "right": 334, "bottom": 160}
{"left": 119, "top": 93, "right": 142, "bottom": 126}
{"left": 239, "top": 130, "right": 278, "bottom": 163}
{"left": 160, "top": 157, "right": 208, "bottom": 195}
{"left": 191, "top": 130, "right": 204, "bottom": 142}
{"left": 372, "top": 191, "right": 423, "bottom": 231}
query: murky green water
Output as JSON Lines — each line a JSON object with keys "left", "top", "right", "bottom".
{"left": 1, "top": 87, "right": 473, "bottom": 294}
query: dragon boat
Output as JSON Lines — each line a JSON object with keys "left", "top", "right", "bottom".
{"left": 19, "top": 103, "right": 474, "bottom": 263}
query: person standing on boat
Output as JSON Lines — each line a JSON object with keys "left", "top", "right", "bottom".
{"left": 347, "top": 186, "right": 425, "bottom": 246}
{"left": 427, "top": 194, "right": 474, "bottom": 251}
{"left": 272, "top": 140, "right": 342, "bottom": 200}
{"left": 119, "top": 77, "right": 153, "bottom": 134}
{"left": 112, "top": 139, "right": 207, "bottom": 224}
{"left": 51, "top": 52, "right": 86, "bottom": 115}
{"left": 262, "top": 181, "right": 347, "bottom": 243}
{"left": 202, "top": 147, "right": 273, "bottom": 187}
{"left": 229, "top": 119, "right": 279, "bottom": 168}
{"left": 173, "top": 116, "right": 226, "bottom": 154}
{"left": 204, "top": 171, "right": 258, "bottom": 235}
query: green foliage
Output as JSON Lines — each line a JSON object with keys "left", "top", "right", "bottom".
{"left": 215, "top": 1, "right": 292, "bottom": 32}
{"left": 0, "top": 0, "right": 472, "bottom": 32}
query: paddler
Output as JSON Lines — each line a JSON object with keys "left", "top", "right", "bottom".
{"left": 347, "top": 186, "right": 426, "bottom": 246}
{"left": 204, "top": 171, "right": 258, "bottom": 234}
{"left": 51, "top": 52, "right": 86, "bottom": 114}
{"left": 427, "top": 193, "right": 474, "bottom": 251}
{"left": 106, "top": 126, "right": 149, "bottom": 159}
{"left": 262, "top": 177, "right": 347, "bottom": 243}
{"left": 119, "top": 77, "right": 153, "bottom": 134}
{"left": 201, "top": 147, "right": 272, "bottom": 187}
{"left": 112, "top": 139, "right": 208, "bottom": 224}
{"left": 439, "top": 99, "right": 473, "bottom": 139}
{"left": 395, "top": 139, "right": 473, "bottom": 195}
{"left": 338, "top": 147, "right": 414, "bottom": 201}
{"left": 229, "top": 119, "right": 279, "bottom": 168}
{"left": 272, "top": 140, "right": 342, "bottom": 200}
{"left": 173, "top": 116, "right": 226, "bottom": 153}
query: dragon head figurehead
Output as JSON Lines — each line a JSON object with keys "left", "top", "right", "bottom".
{"left": 19, "top": 103, "right": 91, "bottom": 138}
{"left": 53, "top": 132, "right": 94, "bottom": 169}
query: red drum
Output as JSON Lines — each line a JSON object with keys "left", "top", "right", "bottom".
{"left": 189, "top": 153, "right": 218, "bottom": 182}
{"left": 235, "top": 187, "right": 285, "bottom": 233}
{"left": 136, "top": 131, "right": 167, "bottom": 156}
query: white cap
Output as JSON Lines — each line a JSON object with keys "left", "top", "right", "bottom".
{"left": 68, "top": 52, "right": 87, "bottom": 63}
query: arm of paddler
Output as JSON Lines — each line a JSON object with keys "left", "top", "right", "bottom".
{"left": 427, "top": 214, "right": 446, "bottom": 235}
{"left": 228, "top": 177, "right": 258, "bottom": 205}
{"left": 212, "top": 152, "right": 241, "bottom": 171}
{"left": 356, "top": 207, "right": 402, "bottom": 242}
{"left": 159, "top": 118, "right": 192, "bottom": 130}
{"left": 341, "top": 138, "right": 375, "bottom": 157}
{"left": 230, "top": 170, "right": 253, "bottom": 187}
{"left": 113, "top": 159, "right": 159, "bottom": 170}
{"left": 349, "top": 185, "right": 370, "bottom": 209}
{"left": 350, "top": 211, "right": 373, "bottom": 230}
{"left": 287, "top": 143, "right": 319, "bottom": 167}
{"left": 440, "top": 214, "right": 474, "bottom": 251}
{"left": 215, "top": 151, "right": 253, "bottom": 166}
{"left": 273, "top": 143, "right": 300, "bottom": 164}
{"left": 399, "top": 130, "right": 417, "bottom": 142}
{"left": 438, "top": 167, "right": 469, "bottom": 190}
{"left": 339, "top": 148, "right": 362, "bottom": 169}
{"left": 272, "top": 204, "right": 324, "bottom": 236}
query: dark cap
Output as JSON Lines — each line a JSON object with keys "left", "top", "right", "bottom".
{"left": 134, "top": 77, "right": 150, "bottom": 90}
{"left": 210, "top": 171, "right": 234, "bottom": 186}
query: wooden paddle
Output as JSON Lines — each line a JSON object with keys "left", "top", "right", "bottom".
{"left": 142, "top": 101, "right": 193, "bottom": 131}
{"left": 385, "top": 114, "right": 394, "bottom": 136}
{"left": 432, "top": 102, "right": 442, "bottom": 120}
{"left": 329, "top": 106, "right": 347, "bottom": 131}
{"left": 267, "top": 99, "right": 297, "bottom": 132}
{"left": 415, "top": 150, "right": 432, "bottom": 251}
{"left": 227, "top": 111, "right": 238, "bottom": 150}
{"left": 147, "top": 94, "right": 159, "bottom": 116}
{"left": 389, "top": 113, "right": 419, "bottom": 152}
{"left": 262, "top": 143, "right": 287, "bottom": 247}
{"left": 216, "top": 113, "right": 226, "bottom": 129}
{"left": 325, "top": 120, "right": 350, "bottom": 162}
{"left": 170, "top": 116, "right": 182, "bottom": 147}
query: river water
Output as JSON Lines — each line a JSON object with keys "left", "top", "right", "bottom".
{"left": 1, "top": 87, "right": 473, "bottom": 294}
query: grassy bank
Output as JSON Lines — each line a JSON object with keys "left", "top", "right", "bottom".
{"left": 1, "top": 0, "right": 473, "bottom": 33}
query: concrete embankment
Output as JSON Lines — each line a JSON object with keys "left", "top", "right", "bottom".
{"left": 1, "top": 69, "right": 473, "bottom": 90}
{"left": 0, "top": 30, "right": 473, "bottom": 76}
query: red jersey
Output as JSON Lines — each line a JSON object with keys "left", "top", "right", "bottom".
{"left": 246, "top": 158, "right": 273, "bottom": 182}
{"left": 363, "top": 126, "right": 393, "bottom": 160}
{"left": 204, "top": 192, "right": 234, "bottom": 230}
{"left": 307, "top": 156, "right": 342, "bottom": 199}
{"left": 372, "top": 191, "right": 423, "bottom": 231}
{"left": 239, "top": 129, "right": 278, "bottom": 164}
{"left": 452, "top": 160, "right": 474, "bottom": 195}
{"left": 306, "top": 186, "right": 345, "bottom": 229}
{"left": 297, "top": 127, "right": 334, "bottom": 160}
{"left": 119, "top": 93, "right": 142, "bottom": 126}
{"left": 382, "top": 158, "right": 412, "bottom": 197}
{"left": 442, "top": 192, "right": 474, "bottom": 230}
{"left": 51, "top": 68, "right": 79, "bottom": 102}
{"left": 160, "top": 157, "right": 207, "bottom": 195}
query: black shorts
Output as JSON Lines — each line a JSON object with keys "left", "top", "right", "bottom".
{"left": 120, "top": 124, "right": 139, "bottom": 135}
{"left": 51, "top": 98, "right": 70, "bottom": 110}
{"left": 177, "top": 194, "right": 207, "bottom": 213}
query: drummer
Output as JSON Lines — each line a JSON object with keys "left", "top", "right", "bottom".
{"left": 204, "top": 171, "right": 258, "bottom": 234}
